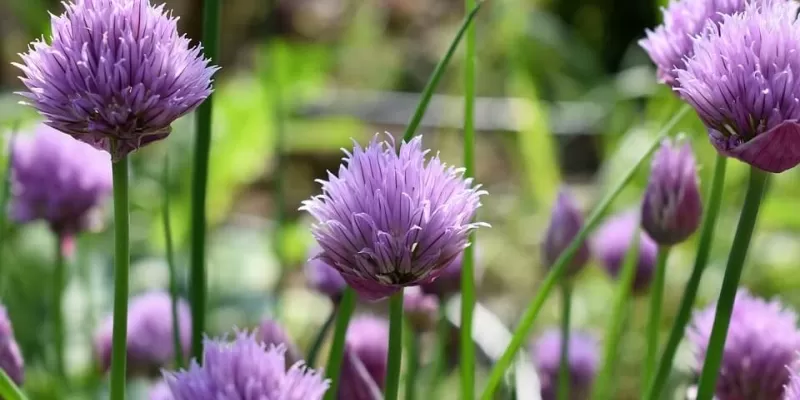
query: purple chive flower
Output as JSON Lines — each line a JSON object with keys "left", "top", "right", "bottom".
{"left": 14, "top": 0, "right": 218, "bottom": 160}
{"left": 542, "top": 189, "right": 591, "bottom": 275}
{"left": 676, "top": 0, "right": 800, "bottom": 173}
{"left": 258, "top": 319, "right": 301, "bottom": 368}
{"left": 149, "top": 380, "right": 173, "bottom": 400}
{"left": 403, "top": 286, "right": 438, "bottom": 332}
{"left": 305, "top": 244, "right": 348, "bottom": 301}
{"left": 531, "top": 329, "right": 599, "bottom": 400}
{"left": 418, "top": 248, "right": 481, "bottom": 298}
{"left": 593, "top": 212, "right": 658, "bottom": 294}
{"left": 339, "top": 315, "right": 389, "bottom": 399}
{"left": 94, "top": 291, "right": 191, "bottom": 376}
{"left": 688, "top": 289, "right": 800, "bottom": 399}
{"left": 641, "top": 138, "right": 702, "bottom": 246}
{"left": 9, "top": 124, "right": 112, "bottom": 237}
{"left": 301, "top": 135, "right": 487, "bottom": 301}
{"left": 0, "top": 306, "right": 24, "bottom": 386}
{"left": 165, "top": 331, "right": 329, "bottom": 400}
{"left": 639, "top": 0, "right": 759, "bottom": 87}
{"left": 786, "top": 365, "right": 800, "bottom": 400}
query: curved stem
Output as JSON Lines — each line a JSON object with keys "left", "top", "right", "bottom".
{"left": 163, "top": 155, "right": 184, "bottom": 369}
{"left": 645, "top": 153, "right": 727, "bottom": 399}
{"left": 385, "top": 291, "right": 404, "bottom": 400}
{"left": 0, "top": 369, "right": 26, "bottom": 400}
{"left": 592, "top": 228, "right": 641, "bottom": 400}
{"left": 306, "top": 306, "right": 337, "bottom": 368}
{"left": 109, "top": 155, "right": 130, "bottom": 400}
{"left": 642, "top": 246, "right": 670, "bottom": 396}
{"left": 479, "top": 105, "right": 691, "bottom": 400}
{"left": 557, "top": 282, "right": 572, "bottom": 400}
{"left": 323, "top": 287, "right": 356, "bottom": 400}
{"left": 404, "top": 321, "right": 420, "bottom": 400}
{"left": 695, "top": 167, "right": 769, "bottom": 400}
{"left": 189, "top": 0, "right": 221, "bottom": 362}
{"left": 53, "top": 234, "right": 66, "bottom": 379}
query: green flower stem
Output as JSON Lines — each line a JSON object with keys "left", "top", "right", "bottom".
{"left": 306, "top": 305, "right": 337, "bottom": 368}
{"left": 430, "top": 300, "right": 449, "bottom": 391}
{"left": 189, "top": 0, "right": 221, "bottom": 362}
{"left": 642, "top": 246, "right": 670, "bottom": 396}
{"left": 557, "top": 282, "right": 572, "bottom": 400}
{"left": 460, "top": 0, "right": 477, "bottom": 396}
{"left": 0, "top": 369, "right": 26, "bottom": 400}
{"left": 163, "top": 155, "right": 184, "bottom": 369}
{"left": 404, "top": 321, "right": 420, "bottom": 400}
{"left": 323, "top": 287, "right": 356, "bottom": 400}
{"left": 695, "top": 167, "right": 769, "bottom": 400}
{"left": 109, "top": 154, "right": 130, "bottom": 400}
{"left": 479, "top": 105, "right": 691, "bottom": 399}
{"left": 271, "top": 41, "right": 288, "bottom": 317}
{"left": 0, "top": 130, "right": 17, "bottom": 286}
{"left": 385, "top": 291, "right": 404, "bottom": 400}
{"left": 53, "top": 234, "right": 66, "bottom": 378}
{"left": 645, "top": 153, "right": 727, "bottom": 400}
{"left": 592, "top": 228, "right": 642, "bottom": 400}
{"left": 401, "top": 1, "right": 483, "bottom": 142}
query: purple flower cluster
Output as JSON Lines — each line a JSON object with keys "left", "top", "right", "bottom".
{"left": 641, "top": 138, "right": 702, "bottom": 245}
{"left": 94, "top": 291, "right": 191, "bottom": 376}
{"left": 302, "top": 135, "right": 487, "bottom": 300}
{"left": 531, "top": 329, "right": 599, "bottom": 400}
{"left": 339, "top": 315, "right": 389, "bottom": 399}
{"left": 403, "top": 286, "right": 438, "bottom": 332}
{"left": 542, "top": 189, "right": 590, "bottom": 275}
{"left": 14, "top": 0, "right": 218, "bottom": 160}
{"left": 9, "top": 124, "right": 112, "bottom": 237}
{"left": 258, "top": 319, "right": 301, "bottom": 368}
{"left": 640, "top": 0, "right": 759, "bottom": 87}
{"left": 593, "top": 212, "right": 658, "bottom": 293}
{"left": 304, "top": 244, "right": 348, "bottom": 301}
{"left": 688, "top": 290, "right": 800, "bottom": 399}
{"left": 676, "top": 0, "right": 800, "bottom": 173}
{"left": 165, "top": 331, "right": 329, "bottom": 400}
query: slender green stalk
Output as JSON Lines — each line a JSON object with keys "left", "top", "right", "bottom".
{"left": 189, "top": 0, "right": 221, "bottom": 362}
{"left": 479, "top": 105, "right": 691, "bottom": 399}
{"left": 270, "top": 41, "right": 288, "bottom": 316}
{"left": 695, "top": 167, "right": 769, "bottom": 400}
{"left": 642, "top": 246, "right": 670, "bottom": 396}
{"left": 645, "top": 154, "right": 727, "bottom": 399}
{"left": 324, "top": 287, "right": 356, "bottom": 400}
{"left": 53, "top": 234, "right": 66, "bottom": 378}
{"left": 430, "top": 300, "right": 449, "bottom": 391}
{"left": 163, "top": 155, "right": 184, "bottom": 369}
{"left": 557, "top": 282, "right": 572, "bottom": 400}
{"left": 0, "top": 369, "right": 26, "bottom": 400}
{"left": 109, "top": 155, "right": 130, "bottom": 400}
{"left": 592, "top": 228, "right": 642, "bottom": 400}
{"left": 404, "top": 321, "right": 420, "bottom": 400}
{"left": 0, "top": 130, "right": 17, "bottom": 284}
{"left": 385, "top": 291, "right": 404, "bottom": 400}
{"left": 460, "top": 0, "right": 478, "bottom": 395}
{"left": 307, "top": 306, "right": 337, "bottom": 368}
{"left": 401, "top": 2, "right": 483, "bottom": 142}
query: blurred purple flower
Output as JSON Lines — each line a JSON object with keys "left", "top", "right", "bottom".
{"left": 149, "top": 380, "right": 173, "bottom": 400}
{"left": 639, "top": 0, "right": 762, "bottom": 87}
{"left": 258, "top": 319, "right": 301, "bottom": 367}
{"left": 0, "top": 306, "right": 24, "bottom": 387}
{"left": 305, "top": 244, "right": 347, "bottom": 301}
{"left": 593, "top": 212, "right": 658, "bottom": 294}
{"left": 786, "top": 364, "right": 800, "bottom": 400}
{"left": 531, "top": 329, "right": 599, "bottom": 400}
{"left": 14, "top": 0, "right": 218, "bottom": 160}
{"left": 338, "top": 315, "right": 389, "bottom": 399}
{"left": 403, "top": 286, "right": 438, "bottom": 332}
{"left": 94, "top": 291, "right": 191, "bottom": 376}
{"left": 301, "top": 135, "right": 487, "bottom": 300}
{"left": 641, "top": 138, "right": 702, "bottom": 245}
{"left": 542, "top": 189, "right": 590, "bottom": 275}
{"left": 676, "top": 0, "right": 800, "bottom": 173}
{"left": 688, "top": 289, "right": 800, "bottom": 399}
{"left": 9, "top": 124, "right": 111, "bottom": 237}
{"left": 418, "top": 248, "right": 481, "bottom": 298}
{"left": 165, "top": 331, "right": 329, "bottom": 400}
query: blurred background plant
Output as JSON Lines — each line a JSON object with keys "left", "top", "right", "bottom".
{"left": 1, "top": 0, "right": 799, "bottom": 398}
